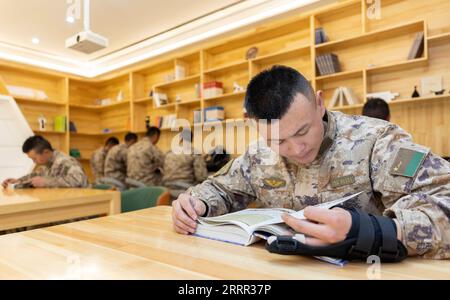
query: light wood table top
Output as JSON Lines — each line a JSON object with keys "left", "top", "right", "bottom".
{"left": 0, "top": 188, "right": 120, "bottom": 231}
{"left": 0, "top": 206, "right": 448, "bottom": 280}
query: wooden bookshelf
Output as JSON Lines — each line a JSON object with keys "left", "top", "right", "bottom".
{"left": 0, "top": 0, "right": 449, "bottom": 182}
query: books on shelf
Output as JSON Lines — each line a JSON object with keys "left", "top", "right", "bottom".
{"left": 154, "top": 114, "right": 177, "bottom": 129}
{"left": 153, "top": 92, "right": 168, "bottom": 107}
{"left": 203, "top": 81, "right": 223, "bottom": 99}
{"left": 328, "top": 87, "right": 359, "bottom": 108}
{"left": 315, "top": 27, "right": 328, "bottom": 45}
{"left": 407, "top": 32, "right": 424, "bottom": 60}
{"left": 316, "top": 53, "right": 341, "bottom": 76}
{"left": 54, "top": 115, "right": 67, "bottom": 132}
{"left": 204, "top": 106, "right": 225, "bottom": 122}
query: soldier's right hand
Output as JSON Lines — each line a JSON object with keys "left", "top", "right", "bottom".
{"left": 172, "top": 193, "right": 206, "bottom": 235}
{"left": 1, "top": 178, "right": 18, "bottom": 189}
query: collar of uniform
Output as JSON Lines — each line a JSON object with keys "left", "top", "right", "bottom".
{"left": 47, "top": 150, "right": 58, "bottom": 167}
{"left": 315, "top": 110, "right": 336, "bottom": 162}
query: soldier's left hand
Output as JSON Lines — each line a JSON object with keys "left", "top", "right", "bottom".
{"left": 30, "top": 177, "right": 47, "bottom": 188}
{"left": 282, "top": 207, "right": 352, "bottom": 246}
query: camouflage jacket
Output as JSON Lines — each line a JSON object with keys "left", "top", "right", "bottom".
{"left": 90, "top": 147, "right": 106, "bottom": 181}
{"left": 17, "top": 150, "right": 89, "bottom": 188}
{"left": 162, "top": 151, "right": 208, "bottom": 185}
{"left": 104, "top": 144, "right": 128, "bottom": 183}
{"left": 189, "top": 111, "right": 450, "bottom": 259}
{"left": 127, "top": 137, "right": 165, "bottom": 186}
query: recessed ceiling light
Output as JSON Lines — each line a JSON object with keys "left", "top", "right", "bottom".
{"left": 31, "top": 37, "right": 40, "bottom": 45}
{"left": 66, "top": 16, "right": 75, "bottom": 23}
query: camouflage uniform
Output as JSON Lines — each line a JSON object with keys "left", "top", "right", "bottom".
{"left": 163, "top": 151, "right": 208, "bottom": 196}
{"left": 17, "top": 150, "right": 89, "bottom": 188}
{"left": 90, "top": 147, "right": 106, "bottom": 181}
{"left": 163, "top": 151, "right": 208, "bottom": 184}
{"left": 127, "top": 137, "right": 165, "bottom": 186}
{"left": 189, "top": 111, "right": 450, "bottom": 259}
{"left": 104, "top": 144, "right": 128, "bottom": 183}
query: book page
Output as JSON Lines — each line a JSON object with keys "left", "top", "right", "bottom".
{"left": 255, "top": 192, "right": 363, "bottom": 228}
{"left": 198, "top": 208, "right": 294, "bottom": 234}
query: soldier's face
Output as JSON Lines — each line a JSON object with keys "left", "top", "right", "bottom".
{"left": 27, "top": 149, "right": 52, "bottom": 165}
{"left": 263, "top": 92, "right": 326, "bottom": 164}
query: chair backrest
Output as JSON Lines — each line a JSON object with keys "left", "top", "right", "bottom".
{"left": 91, "top": 183, "right": 115, "bottom": 190}
{"left": 120, "top": 186, "right": 170, "bottom": 213}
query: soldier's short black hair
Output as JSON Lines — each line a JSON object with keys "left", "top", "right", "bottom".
{"left": 146, "top": 126, "right": 161, "bottom": 138}
{"left": 362, "top": 98, "right": 390, "bottom": 121}
{"left": 244, "top": 65, "right": 315, "bottom": 121}
{"left": 22, "top": 135, "right": 53, "bottom": 154}
{"left": 125, "top": 132, "right": 138, "bottom": 143}
{"left": 105, "top": 137, "right": 120, "bottom": 147}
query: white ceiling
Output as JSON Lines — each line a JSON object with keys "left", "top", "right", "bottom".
{"left": 0, "top": 0, "right": 324, "bottom": 77}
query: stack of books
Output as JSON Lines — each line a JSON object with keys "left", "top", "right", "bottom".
{"left": 328, "top": 87, "right": 359, "bottom": 108}
{"left": 203, "top": 81, "right": 223, "bottom": 98}
{"left": 316, "top": 53, "right": 341, "bottom": 76}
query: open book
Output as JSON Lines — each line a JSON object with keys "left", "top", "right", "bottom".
{"left": 194, "top": 192, "right": 362, "bottom": 266}
{"left": 194, "top": 192, "right": 361, "bottom": 246}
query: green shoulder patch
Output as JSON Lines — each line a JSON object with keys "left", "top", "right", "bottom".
{"left": 213, "top": 159, "right": 235, "bottom": 177}
{"left": 390, "top": 148, "right": 427, "bottom": 178}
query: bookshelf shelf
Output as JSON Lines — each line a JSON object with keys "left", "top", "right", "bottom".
{"left": 427, "top": 32, "right": 450, "bottom": 46}
{"left": 134, "top": 96, "right": 152, "bottom": 103}
{"left": 316, "top": 69, "right": 363, "bottom": 81}
{"left": 14, "top": 97, "right": 66, "bottom": 106}
{"left": 204, "top": 91, "right": 246, "bottom": 102}
{"left": 177, "top": 98, "right": 201, "bottom": 106}
{"left": 251, "top": 45, "right": 310, "bottom": 65}
{"left": 34, "top": 130, "right": 66, "bottom": 135}
{"left": 315, "top": 20, "right": 424, "bottom": 51}
{"left": 365, "top": 57, "right": 428, "bottom": 75}
{"left": 69, "top": 101, "right": 130, "bottom": 110}
{"left": 153, "top": 74, "right": 200, "bottom": 89}
{"left": 203, "top": 61, "right": 248, "bottom": 75}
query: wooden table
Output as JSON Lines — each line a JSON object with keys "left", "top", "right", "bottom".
{"left": 0, "top": 206, "right": 448, "bottom": 280}
{"left": 0, "top": 188, "right": 121, "bottom": 231}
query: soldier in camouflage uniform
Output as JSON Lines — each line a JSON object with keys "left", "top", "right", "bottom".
{"left": 163, "top": 130, "right": 208, "bottom": 199}
{"left": 127, "top": 127, "right": 165, "bottom": 186}
{"left": 104, "top": 133, "right": 138, "bottom": 186}
{"left": 172, "top": 66, "right": 450, "bottom": 261}
{"left": 2, "top": 135, "right": 88, "bottom": 189}
{"left": 90, "top": 137, "right": 119, "bottom": 182}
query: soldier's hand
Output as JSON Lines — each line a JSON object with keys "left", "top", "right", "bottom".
{"left": 30, "top": 177, "right": 47, "bottom": 188}
{"left": 282, "top": 206, "right": 352, "bottom": 246}
{"left": 1, "top": 178, "right": 18, "bottom": 189}
{"left": 172, "top": 193, "right": 206, "bottom": 235}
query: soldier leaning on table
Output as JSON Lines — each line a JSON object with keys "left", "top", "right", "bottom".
{"left": 171, "top": 65, "right": 450, "bottom": 262}
{"left": 1, "top": 135, "right": 90, "bottom": 235}
{"left": 2, "top": 135, "right": 88, "bottom": 189}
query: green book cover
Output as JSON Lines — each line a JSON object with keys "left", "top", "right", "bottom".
{"left": 54, "top": 115, "right": 67, "bottom": 132}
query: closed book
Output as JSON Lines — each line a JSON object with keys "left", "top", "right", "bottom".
{"left": 331, "top": 53, "right": 341, "bottom": 73}
{"left": 407, "top": 32, "right": 424, "bottom": 60}
{"left": 54, "top": 115, "right": 66, "bottom": 132}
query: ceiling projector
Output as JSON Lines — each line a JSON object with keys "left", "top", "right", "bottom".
{"left": 65, "top": 31, "right": 108, "bottom": 54}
